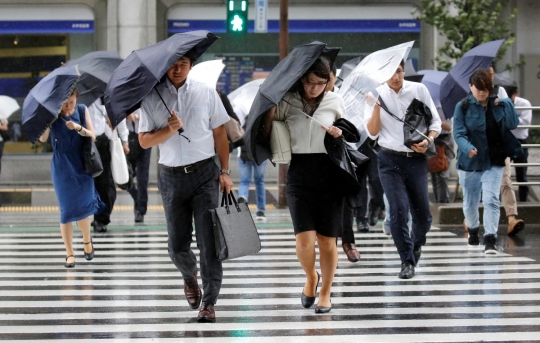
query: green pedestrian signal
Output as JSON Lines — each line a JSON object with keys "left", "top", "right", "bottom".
{"left": 226, "top": 0, "right": 248, "bottom": 33}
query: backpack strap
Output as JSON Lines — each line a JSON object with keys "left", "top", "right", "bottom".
{"left": 78, "top": 104, "right": 87, "bottom": 128}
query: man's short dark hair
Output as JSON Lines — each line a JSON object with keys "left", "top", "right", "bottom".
{"left": 400, "top": 60, "right": 405, "bottom": 68}
{"left": 503, "top": 85, "right": 518, "bottom": 97}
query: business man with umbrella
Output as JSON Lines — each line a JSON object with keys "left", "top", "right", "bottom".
{"left": 105, "top": 31, "right": 231, "bottom": 323}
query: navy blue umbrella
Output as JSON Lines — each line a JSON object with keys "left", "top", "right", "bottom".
{"left": 418, "top": 69, "right": 448, "bottom": 109}
{"left": 22, "top": 65, "right": 80, "bottom": 144}
{"left": 104, "top": 30, "right": 218, "bottom": 128}
{"left": 65, "top": 51, "right": 123, "bottom": 106}
{"left": 244, "top": 41, "right": 340, "bottom": 164}
{"left": 440, "top": 39, "right": 504, "bottom": 119}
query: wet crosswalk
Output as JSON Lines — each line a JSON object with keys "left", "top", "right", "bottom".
{"left": 1, "top": 223, "right": 540, "bottom": 342}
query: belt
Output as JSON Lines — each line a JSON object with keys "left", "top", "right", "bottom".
{"left": 160, "top": 157, "right": 213, "bottom": 174}
{"left": 379, "top": 146, "right": 424, "bottom": 158}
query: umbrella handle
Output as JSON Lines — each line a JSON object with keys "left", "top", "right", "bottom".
{"left": 154, "top": 86, "right": 185, "bottom": 135}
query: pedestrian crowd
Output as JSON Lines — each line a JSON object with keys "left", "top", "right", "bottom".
{"left": 5, "top": 32, "right": 533, "bottom": 323}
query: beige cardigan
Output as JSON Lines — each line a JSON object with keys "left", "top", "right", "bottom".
{"left": 275, "top": 91, "right": 344, "bottom": 154}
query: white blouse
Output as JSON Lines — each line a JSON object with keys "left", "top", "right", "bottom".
{"left": 275, "top": 92, "right": 344, "bottom": 154}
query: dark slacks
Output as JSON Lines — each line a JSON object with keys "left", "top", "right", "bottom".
{"left": 159, "top": 160, "right": 222, "bottom": 304}
{"left": 127, "top": 132, "right": 152, "bottom": 215}
{"left": 515, "top": 138, "right": 529, "bottom": 202}
{"left": 357, "top": 143, "right": 384, "bottom": 220}
{"left": 378, "top": 150, "right": 432, "bottom": 264}
{"left": 342, "top": 200, "right": 357, "bottom": 244}
{"left": 93, "top": 134, "right": 116, "bottom": 225}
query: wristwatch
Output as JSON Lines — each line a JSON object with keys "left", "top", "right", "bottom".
{"left": 219, "top": 169, "right": 231, "bottom": 175}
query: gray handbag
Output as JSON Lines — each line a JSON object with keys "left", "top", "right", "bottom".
{"left": 210, "top": 192, "right": 261, "bottom": 261}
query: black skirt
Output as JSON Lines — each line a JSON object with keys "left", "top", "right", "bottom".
{"left": 287, "top": 153, "right": 344, "bottom": 237}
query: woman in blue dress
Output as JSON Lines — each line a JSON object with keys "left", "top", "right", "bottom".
{"left": 39, "top": 89, "right": 103, "bottom": 268}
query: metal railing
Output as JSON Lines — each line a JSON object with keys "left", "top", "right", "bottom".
{"left": 508, "top": 106, "right": 540, "bottom": 186}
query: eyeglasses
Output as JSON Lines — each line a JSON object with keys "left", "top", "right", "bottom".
{"left": 394, "top": 69, "right": 405, "bottom": 75}
{"left": 305, "top": 81, "right": 327, "bottom": 87}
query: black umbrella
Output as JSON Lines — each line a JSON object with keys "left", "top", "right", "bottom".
{"left": 22, "top": 65, "right": 80, "bottom": 144}
{"left": 440, "top": 39, "right": 504, "bottom": 119}
{"left": 244, "top": 41, "right": 340, "bottom": 165}
{"left": 335, "top": 56, "right": 364, "bottom": 88}
{"left": 65, "top": 51, "right": 123, "bottom": 106}
{"left": 104, "top": 30, "right": 219, "bottom": 128}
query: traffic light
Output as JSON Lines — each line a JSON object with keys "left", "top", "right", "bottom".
{"left": 226, "top": 0, "right": 248, "bottom": 33}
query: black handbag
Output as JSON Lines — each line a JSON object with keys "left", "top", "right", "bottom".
{"left": 378, "top": 97, "right": 437, "bottom": 158}
{"left": 210, "top": 191, "right": 261, "bottom": 261}
{"left": 78, "top": 105, "right": 104, "bottom": 177}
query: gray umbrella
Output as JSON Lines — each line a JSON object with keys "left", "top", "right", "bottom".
{"left": 65, "top": 51, "right": 123, "bottom": 106}
{"left": 243, "top": 41, "right": 340, "bottom": 165}
{"left": 104, "top": 30, "right": 219, "bottom": 128}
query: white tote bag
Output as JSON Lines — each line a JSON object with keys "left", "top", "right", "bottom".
{"left": 110, "top": 130, "right": 129, "bottom": 185}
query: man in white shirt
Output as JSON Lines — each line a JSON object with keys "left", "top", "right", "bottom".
{"left": 88, "top": 98, "right": 129, "bottom": 233}
{"left": 364, "top": 60, "right": 441, "bottom": 279}
{"left": 138, "top": 50, "right": 232, "bottom": 323}
{"left": 505, "top": 85, "right": 532, "bottom": 204}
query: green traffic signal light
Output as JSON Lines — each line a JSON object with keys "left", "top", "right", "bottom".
{"left": 226, "top": 0, "right": 248, "bottom": 33}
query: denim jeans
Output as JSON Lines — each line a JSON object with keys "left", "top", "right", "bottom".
{"left": 378, "top": 151, "right": 432, "bottom": 264}
{"left": 458, "top": 166, "right": 504, "bottom": 237}
{"left": 238, "top": 157, "right": 267, "bottom": 212}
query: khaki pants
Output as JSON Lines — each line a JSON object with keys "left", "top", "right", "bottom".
{"left": 500, "top": 157, "right": 517, "bottom": 217}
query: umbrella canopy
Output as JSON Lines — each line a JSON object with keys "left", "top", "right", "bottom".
{"left": 337, "top": 41, "right": 414, "bottom": 145}
{"left": 335, "top": 56, "right": 364, "bottom": 88}
{"left": 104, "top": 30, "right": 219, "bottom": 128}
{"left": 495, "top": 70, "right": 515, "bottom": 87}
{"left": 440, "top": 39, "right": 504, "bottom": 119}
{"left": 244, "top": 41, "right": 340, "bottom": 164}
{"left": 417, "top": 69, "right": 448, "bottom": 109}
{"left": 188, "top": 59, "right": 225, "bottom": 89}
{"left": 228, "top": 78, "right": 265, "bottom": 125}
{"left": 65, "top": 51, "right": 123, "bottom": 106}
{"left": 22, "top": 65, "right": 80, "bottom": 144}
{"left": 0, "top": 95, "right": 20, "bottom": 120}
{"left": 404, "top": 59, "right": 424, "bottom": 83}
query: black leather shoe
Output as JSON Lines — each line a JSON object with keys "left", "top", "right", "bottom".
{"left": 413, "top": 245, "right": 422, "bottom": 266}
{"left": 301, "top": 272, "right": 320, "bottom": 308}
{"left": 357, "top": 219, "right": 369, "bottom": 233}
{"left": 398, "top": 261, "right": 415, "bottom": 279}
{"left": 315, "top": 301, "right": 332, "bottom": 314}
{"left": 83, "top": 240, "right": 94, "bottom": 261}
{"left": 368, "top": 207, "right": 380, "bottom": 226}
{"left": 135, "top": 212, "right": 144, "bottom": 223}
{"left": 93, "top": 221, "right": 107, "bottom": 233}
{"left": 64, "top": 255, "right": 75, "bottom": 268}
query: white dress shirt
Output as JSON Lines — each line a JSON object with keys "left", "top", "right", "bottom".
{"left": 511, "top": 96, "right": 532, "bottom": 140}
{"left": 87, "top": 99, "right": 129, "bottom": 142}
{"left": 139, "top": 77, "right": 229, "bottom": 167}
{"left": 364, "top": 80, "right": 441, "bottom": 152}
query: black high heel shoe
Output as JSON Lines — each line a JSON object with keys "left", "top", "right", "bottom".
{"left": 65, "top": 255, "right": 76, "bottom": 268}
{"left": 301, "top": 271, "right": 320, "bottom": 308}
{"left": 83, "top": 240, "right": 94, "bottom": 261}
{"left": 315, "top": 299, "right": 332, "bottom": 314}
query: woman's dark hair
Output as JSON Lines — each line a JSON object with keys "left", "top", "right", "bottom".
{"left": 330, "top": 62, "right": 337, "bottom": 76}
{"left": 469, "top": 69, "right": 494, "bottom": 95}
{"left": 70, "top": 87, "right": 79, "bottom": 97}
{"left": 301, "top": 56, "right": 331, "bottom": 82}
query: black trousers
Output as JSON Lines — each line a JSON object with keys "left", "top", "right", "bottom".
{"left": 127, "top": 132, "right": 152, "bottom": 214}
{"left": 357, "top": 142, "right": 384, "bottom": 221}
{"left": 93, "top": 134, "right": 116, "bottom": 225}
{"left": 159, "top": 159, "right": 222, "bottom": 304}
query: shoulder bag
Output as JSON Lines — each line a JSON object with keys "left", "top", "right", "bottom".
{"left": 270, "top": 100, "right": 292, "bottom": 164}
{"left": 110, "top": 130, "right": 129, "bottom": 185}
{"left": 78, "top": 105, "right": 104, "bottom": 178}
{"left": 210, "top": 191, "right": 261, "bottom": 261}
{"left": 378, "top": 96, "right": 437, "bottom": 158}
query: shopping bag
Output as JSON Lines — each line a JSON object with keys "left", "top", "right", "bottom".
{"left": 210, "top": 192, "right": 261, "bottom": 261}
{"left": 110, "top": 130, "right": 129, "bottom": 185}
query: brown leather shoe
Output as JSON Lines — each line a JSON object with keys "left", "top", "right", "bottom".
{"left": 508, "top": 218, "right": 525, "bottom": 236}
{"left": 184, "top": 272, "right": 202, "bottom": 310}
{"left": 342, "top": 243, "right": 360, "bottom": 263}
{"left": 197, "top": 302, "right": 216, "bottom": 323}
